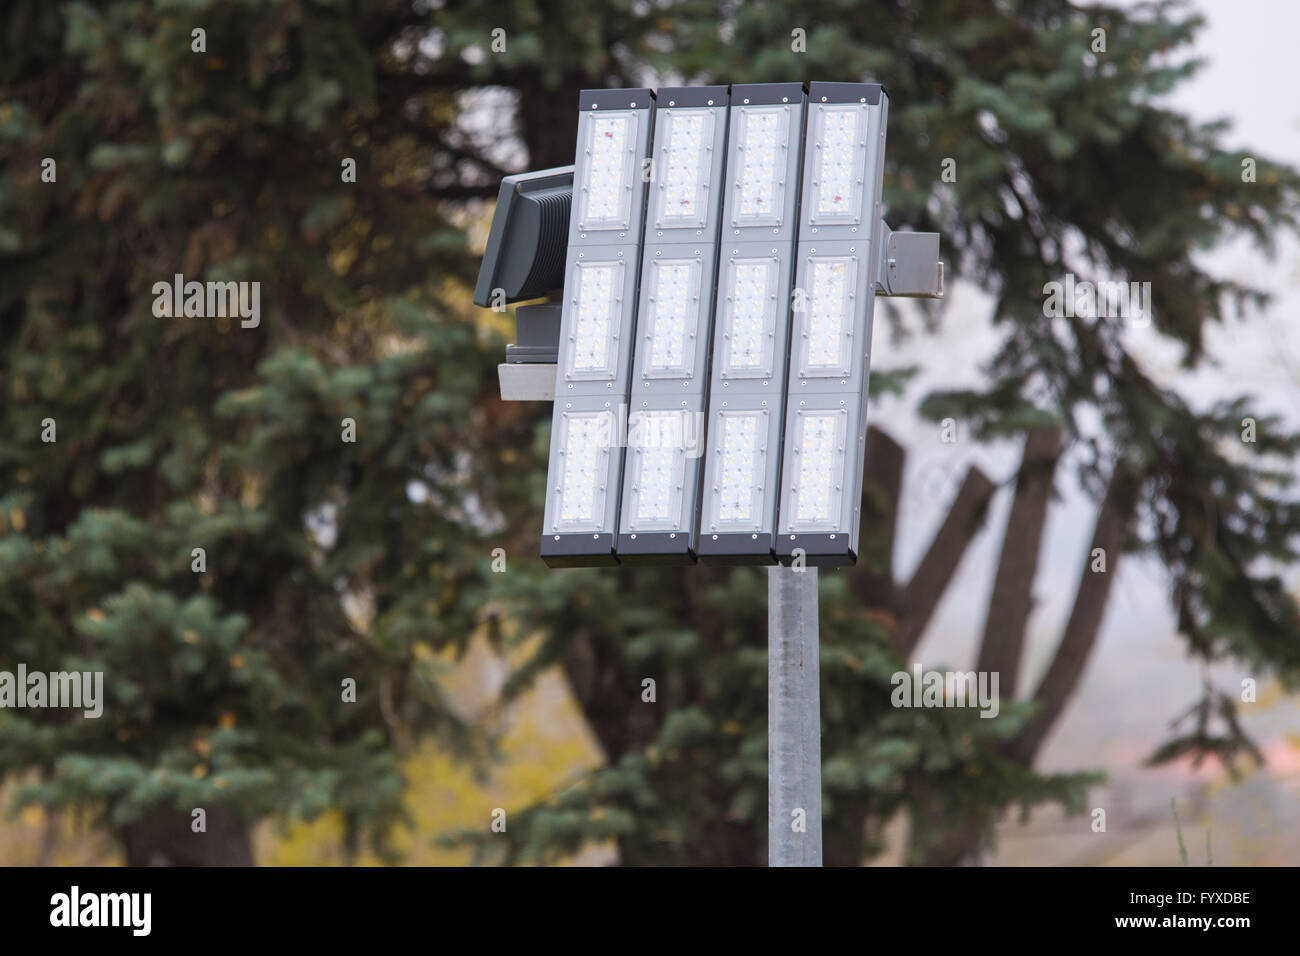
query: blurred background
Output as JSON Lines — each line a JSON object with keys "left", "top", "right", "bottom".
{"left": 1, "top": 0, "right": 1298, "bottom": 866}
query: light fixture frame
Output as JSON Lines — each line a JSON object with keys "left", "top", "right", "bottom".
{"left": 541, "top": 88, "right": 655, "bottom": 567}
{"left": 617, "top": 85, "right": 730, "bottom": 565}
{"left": 775, "top": 81, "right": 889, "bottom": 567}
{"left": 698, "top": 82, "right": 808, "bottom": 565}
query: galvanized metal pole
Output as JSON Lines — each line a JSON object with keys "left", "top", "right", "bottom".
{"left": 768, "top": 564, "right": 822, "bottom": 866}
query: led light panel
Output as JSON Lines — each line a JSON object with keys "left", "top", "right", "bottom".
{"left": 579, "top": 112, "right": 640, "bottom": 232}
{"left": 710, "top": 409, "right": 768, "bottom": 531}
{"left": 642, "top": 258, "right": 702, "bottom": 378}
{"left": 625, "top": 410, "right": 690, "bottom": 531}
{"left": 654, "top": 110, "right": 714, "bottom": 229}
{"left": 617, "top": 399, "right": 709, "bottom": 564}
{"left": 732, "top": 106, "right": 790, "bottom": 228}
{"left": 718, "top": 255, "right": 779, "bottom": 378}
{"left": 563, "top": 260, "right": 624, "bottom": 380}
{"left": 808, "top": 105, "right": 868, "bottom": 225}
{"left": 552, "top": 410, "right": 616, "bottom": 531}
{"left": 797, "top": 256, "right": 856, "bottom": 377}
{"left": 787, "top": 408, "right": 848, "bottom": 531}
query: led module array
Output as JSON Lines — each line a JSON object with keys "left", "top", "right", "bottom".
{"left": 570, "top": 262, "right": 620, "bottom": 375}
{"left": 539, "top": 82, "right": 895, "bottom": 568}
{"left": 716, "top": 411, "right": 765, "bottom": 525}
{"left": 644, "top": 259, "right": 699, "bottom": 375}
{"left": 803, "top": 257, "right": 854, "bottom": 373}
{"left": 698, "top": 82, "right": 807, "bottom": 565}
{"left": 659, "top": 111, "right": 713, "bottom": 226}
{"left": 618, "top": 85, "right": 731, "bottom": 565}
{"left": 776, "top": 81, "right": 889, "bottom": 567}
{"left": 543, "top": 88, "right": 654, "bottom": 567}
{"left": 582, "top": 115, "right": 635, "bottom": 227}
{"left": 736, "top": 109, "right": 784, "bottom": 219}
{"left": 557, "top": 411, "right": 615, "bottom": 525}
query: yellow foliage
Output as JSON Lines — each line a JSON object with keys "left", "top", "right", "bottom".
{"left": 0, "top": 636, "right": 608, "bottom": 866}
{"left": 258, "top": 637, "right": 605, "bottom": 866}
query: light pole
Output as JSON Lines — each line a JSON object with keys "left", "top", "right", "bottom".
{"left": 768, "top": 565, "right": 821, "bottom": 866}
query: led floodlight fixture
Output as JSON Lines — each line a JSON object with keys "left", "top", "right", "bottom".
{"left": 477, "top": 82, "right": 943, "bottom": 568}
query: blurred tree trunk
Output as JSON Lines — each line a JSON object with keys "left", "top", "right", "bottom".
{"left": 831, "top": 428, "right": 996, "bottom": 865}
{"left": 909, "top": 430, "right": 1137, "bottom": 865}
{"left": 517, "top": 70, "right": 586, "bottom": 170}
{"left": 119, "top": 807, "right": 253, "bottom": 867}
{"left": 976, "top": 427, "right": 1064, "bottom": 698}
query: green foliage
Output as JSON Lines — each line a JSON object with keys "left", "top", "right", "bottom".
{"left": 0, "top": 0, "right": 521, "bottom": 856}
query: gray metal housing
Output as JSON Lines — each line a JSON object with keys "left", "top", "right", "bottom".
{"left": 616, "top": 87, "right": 730, "bottom": 564}
{"left": 473, "top": 166, "right": 574, "bottom": 307}
{"left": 699, "top": 82, "right": 808, "bottom": 564}
{"left": 541, "top": 89, "right": 655, "bottom": 567}
{"left": 776, "top": 82, "right": 889, "bottom": 566}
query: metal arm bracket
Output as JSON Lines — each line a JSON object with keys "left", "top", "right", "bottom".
{"left": 874, "top": 224, "right": 944, "bottom": 298}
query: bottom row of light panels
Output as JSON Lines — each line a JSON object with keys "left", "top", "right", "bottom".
{"left": 543, "top": 402, "right": 861, "bottom": 567}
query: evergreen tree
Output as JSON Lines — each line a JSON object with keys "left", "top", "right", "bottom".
{"left": 0, "top": 0, "right": 525, "bottom": 863}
